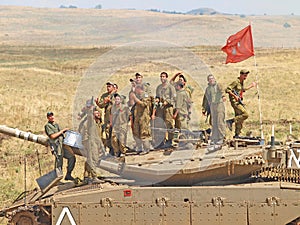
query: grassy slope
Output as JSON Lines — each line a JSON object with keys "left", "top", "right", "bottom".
{"left": 0, "top": 6, "right": 299, "bottom": 47}
{"left": 0, "top": 7, "right": 300, "bottom": 220}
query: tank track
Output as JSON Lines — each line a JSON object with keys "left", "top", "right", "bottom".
{"left": 252, "top": 166, "right": 300, "bottom": 184}
{"left": 7, "top": 205, "right": 51, "bottom": 225}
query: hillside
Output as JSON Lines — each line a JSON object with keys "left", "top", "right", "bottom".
{"left": 0, "top": 6, "right": 299, "bottom": 47}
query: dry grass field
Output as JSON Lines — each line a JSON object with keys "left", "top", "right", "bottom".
{"left": 0, "top": 6, "right": 300, "bottom": 224}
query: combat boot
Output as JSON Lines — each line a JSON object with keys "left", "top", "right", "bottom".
{"left": 65, "top": 173, "right": 75, "bottom": 181}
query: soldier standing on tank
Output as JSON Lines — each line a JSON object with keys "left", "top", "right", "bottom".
{"left": 173, "top": 81, "right": 191, "bottom": 130}
{"left": 170, "top": 72, "right": 194, "bottom": 123}
{"left": 131, "top": 84, "right": 153, "bottom": 154}
{"left": 152, "top": 72, "right": 176, "bottom": 147}
{"left": 202, "top": 75, "right": 226, "bottom": 150}
{"left": 135, "top": 72, "right": 152, "bottom": 96}
{"left": 78, "top": 100, "right": 103, "bottom": 184}
{"left": 170, "top": 72, "right": 194, "bottom": 99}
{"left": 95, "top": 82, "right": 115, "bottom": 155}
{"left": 44, "top": 112, "right": 76, "bottom": 181}
{"left": 110, "top": 93, "right": 130, "bottom": 157}
{"left": 225, "top": 69, "right": 257, "bottom": 138}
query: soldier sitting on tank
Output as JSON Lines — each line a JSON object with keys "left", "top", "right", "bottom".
{"left": 130, "top": 84, "right": 153, "bottom": 155}
{"left": 110, "top": 93, "right": 130, "bottom": 158}
{"left": 44, "top": 112, "right": 76, "bottom": 181}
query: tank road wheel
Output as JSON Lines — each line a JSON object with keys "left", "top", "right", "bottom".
{"left": 10, "top": 211, "right": 40, "bottom": 225}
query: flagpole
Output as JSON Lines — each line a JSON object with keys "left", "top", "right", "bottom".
{"left": 249, "top": 22, "right": 264, "bottom": 140}
{"left": 253, "top": 55, "right": 264, "bottom": 140}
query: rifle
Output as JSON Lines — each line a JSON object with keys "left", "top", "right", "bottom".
{"left": 233, "top": 90, "right": 244, "bottom": 106}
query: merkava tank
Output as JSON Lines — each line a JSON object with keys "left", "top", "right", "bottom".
{"left": 0, "top": 124, "right": 300, "bottom": 225}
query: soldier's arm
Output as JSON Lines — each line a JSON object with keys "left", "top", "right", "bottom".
{"left": 128, "top": 91, "right": 136, "bottom": 107}
{"left": 95, "top": 94, "right": 110, "bottom": 108}
{"left": 109, "top": 111, "right": 113, "bottom": 127}
{"left": 131, "top": 93, "right": 146, "bottom": 107}
{"left": 164, "top": 85, "right": 176, "bottom": 105}
{"left": 155, "top": 86, "right": 160, "bottom": 99}
{"left": 225, "top": 81, "right": 239, "bottom": 101}
{"left": 45, "top": 125, "right": 68, "bottom": 140}
{"left": 244, "top": 81, "right": 257, "bottom": 91}
{"left": 169, "top": 72, "right": 181, "bottom": 85}
{"left": 202, "top": 89, "right": 208, "bottom": 115}
{"left": 218, "top": 83, "right": 227, "bottom": 102}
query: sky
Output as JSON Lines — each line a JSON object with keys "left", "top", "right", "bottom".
{"left": 1, "top": 0, "right": 300, "bottom": 15}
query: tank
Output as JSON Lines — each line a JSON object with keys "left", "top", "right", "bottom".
{"left": 0, "top": 124, "right": 300, "bottom": 225}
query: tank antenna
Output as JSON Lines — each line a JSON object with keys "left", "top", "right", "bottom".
{"left": 24, "top": 157, "right": 27, "bottom": 205}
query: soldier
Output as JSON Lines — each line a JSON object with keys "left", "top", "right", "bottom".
{"left": 202, "top": 75, "right": 226, "bottom": 150}
{"left": 173, "top": 81, "right": 191, "bottom": 130}
{"left": 128, "top": 78, "right": 137, "bottom": 107}
{"left": 95, "top": 82, "right": 115, "bottom": 155}
{"left": 131, "top": 84, "right": 153, "bottom": 154}
{"left": 135, "top": 73, "right": 152, "bottom": 96}
{"left": 44, "top": 112, "right": 76, "bottom": 181}
{"left": 152, "top": 72, "right": 176, "bottom": 147}
{"left": 78, "top": 103, "right": 103, "bottom": 184}
{"left": 93, "top": 109, "right": 102, "bottom": 138}
{"left": 170, "top": 72, "right": 194, "bottom": 99}
{"left": 110, "top": 93, "right": 130, "bottom": 157}
{"left": 225, "top": 69, "right": 257, "bottom": 138}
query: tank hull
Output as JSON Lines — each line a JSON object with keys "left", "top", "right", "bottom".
{"left": 2, "top": 182, "right": 300, "bottom": 225}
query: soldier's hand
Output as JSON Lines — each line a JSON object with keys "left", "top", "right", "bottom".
{"left": 234, "top": 95, "right": 240, "bottom": 102}
{"left": 62, "top": 128, "right": 69, "bottom": 133}
{"left": 104, "top": 97, "right": 110, "bottom": 103}
{"left": 95, "top": 98, "right": 99, "bottom": 105}
{"left": 222, "top": 96, "right": 226, "bottom": 102}
{"left": 251, "top": 81, "right": 258, "bottom": 88}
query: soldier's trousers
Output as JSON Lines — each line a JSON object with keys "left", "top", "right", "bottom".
{"left": 210, "top": 102, "right": 226, "bottom": 142}
{"left": 155, "top": 105, "right": 174, "bottom": 142}
{"left": 111, "top": 128, "right": 127, "bottom": 156}
{"left": 133, "top": 119, "right": 151, "bottom": 151}
{"left": 56, "top": 144, "right": 76, "bottom": 174}
{"left": 175, "top": 114, "right": 188, "bottom": 130}
{"left": 82, "top": 140, "right": 99, "bottom": 178}
{"left": 231, "top": 102, "right": 249, "bottom": 136}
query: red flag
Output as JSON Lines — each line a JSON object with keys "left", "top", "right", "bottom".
{"left": 221, "top": 25, "right": 254, "bottom": 64}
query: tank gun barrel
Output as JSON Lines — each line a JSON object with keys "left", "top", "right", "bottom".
{"left": 0, "top": 125, "right": 48, "bottom": 146}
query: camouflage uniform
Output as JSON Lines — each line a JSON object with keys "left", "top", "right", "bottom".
{"left": 203, "top": 82, "right": 226, "bottom": 143}
{"left": 174, "top": 88, "right": 190, "bottom": 130}
{"left": 96, "top": 91, "right": 113, "bottom": 151}
{"left": 45, "top": 122, "right": 76, "bottom": 175}
{"left": 155, "top": 82, "right": 176, "bottom": 144}
{"left": 226, "top": 78, "right": 249, "bottom": 136}
{"left": 132, "top": 94, "right": 153, "bottom": 152}
{"left": 111, "top": 103, "right": 130, "bottom": 157}
{"left": 78, "top": 109, "right": 102, "bottom": 179}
